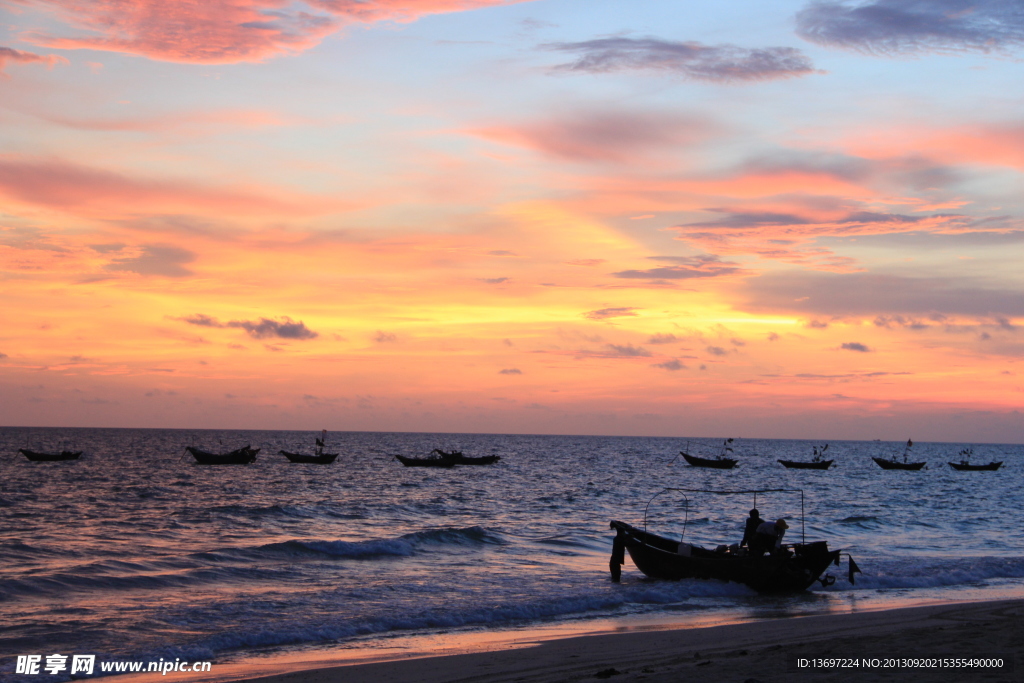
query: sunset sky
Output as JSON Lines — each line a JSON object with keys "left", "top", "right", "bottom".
{"left": 2, "top": 0, "right": 1023, "bottom": 441}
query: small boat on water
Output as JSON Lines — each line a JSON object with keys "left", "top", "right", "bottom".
{"left": 186, "top": 445, "right": 259, "bottom": 465}
{"left": 281, "top": 450, "right": 339, "bottom": 464}
{"left": 19, "top": 448, "right": 82, "bottom": 461}
{"left": 432, "top": 449, "right": 500, "bottom": 466}
{"left": 681, "top": 453, "right": 737, "bottom": 469}
{"left": 395, "top": 449, "right": 500, "bottom": 467}
{"left": 609, "top": 488, "right": 857, "bottom": 593}
{"left": 779, "top": 444, "right": 833, "bottom": 470}
{"left": 948, "top": 448, "right": 1001, "bottom": 471}
{"left": 680, "top": 438, "right": 737, "bottom": 469}
{"left": 280, "top": 430, "right": 339, "bottom": 464}
{"left": 395, "top": 453, "right": 456, "bottom": 468}
{"left": 872, "top": 439, "right": 925, "bottom": 470}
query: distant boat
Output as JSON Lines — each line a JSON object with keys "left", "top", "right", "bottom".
{"left": 681, "top": 452, "right": 737, "bottom": 469}
{"left": 779, "top": 444, "right": 833, "bottom": 469}
{"left": 948, "top": 448, "right": 1001, "bottom": 471}
{"left": 431, "top": 449, "right": 500, "bottom": 466}
{"left": 19, "top": 448, "right": 82, "bottom": 462}
{"left": 280, "top": 450, "right": 339, "bottom": 464}
{"left": 872, "top": 439, "right": 924, "bottom": 470}
{"left": 680, "top": 438, "right": 737, "bottom": 469}
{"left": 186, "top": 445, "right": 259, "bottom": 465}
{"left": 872, "top": 456, "right": 925, "bottom": 471}
{"left": 949, "top": 461, "right": 1002, "bottom": 471}
{"left": 280, "top": 430, "right": 338, "bottom": 464}
{"left": 396, "top": 453, "right": 456, "bottom": 468}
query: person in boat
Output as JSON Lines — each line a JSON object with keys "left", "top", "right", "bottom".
{"left": 750, "top": 518, "right": 789, "bottom": 557}
{"left": 740, "top": 508, "right": 763, "bottom": 548}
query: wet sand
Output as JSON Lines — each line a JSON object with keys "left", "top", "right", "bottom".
{"left": 239, "top": 599, "right": 1022, "bottom": 683}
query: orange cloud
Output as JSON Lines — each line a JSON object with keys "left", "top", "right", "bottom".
{"left": 19, "top": 0, "right": 532, "bottom": 64}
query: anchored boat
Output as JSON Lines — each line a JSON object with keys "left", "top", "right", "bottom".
{"left": 948, "top": 448, "right": 1001, "bottom": 471}
{"left": 186, "top": 445, "right": 259, "bottom": 465}
{"left": 779, "top": 444, "right": 833, "bottom": 470}
{"left": 280, "top": 430, "right": 339, "bottom": 463}
{"left": 679, "top": 438, "right": 738, "bottom": 469}
{"left": 18, "top": 449, "right": 82, "bottom": 462}
{"left": 872, "top": 439, "right": 925, "bottom": 470}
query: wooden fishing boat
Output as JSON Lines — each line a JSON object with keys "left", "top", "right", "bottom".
{"left": 395, "top": 453, "right": 456, "bottom": 468}
{"left": 872, "top": 439, "right": 924, "bottom": 470}
{"left": 608, "top": 487, "right": 857, "bottom": 593}
{"left": 947, "top": 447, "right": 1001, "bottom": 471}
{"left": 779, "top": 459, "right": 833, "bottom": 470}
{"left": 779, "top": 444, "right": 832, "bottom": 469}
{"left": 280, "top": 450, "right": 339, "bottom": 464}
{"left": 280, "top": 430, "right": 338, "bottom": 463}
{"left": 186, "top": 445, "right": 259, "bottom": 465}
{"left": 680, "top": 438, "right": 738, "bottom": 469}
{"left": 949, "top": 461, "right": 1002, "bottom": 471}
{"left": 681, "top": 452, "right": 737, "bottom": 469}
{"left": 18, "top": 448, "right": 82, "bottom": 461}
{"left": 872, "top": 456, "right": 925, "bottom": 470}
{"left": 432, "top": 449, "right": 500, "bottom": 466}
{"left": 609, "top": 520, "right": 842, "bottom": 592}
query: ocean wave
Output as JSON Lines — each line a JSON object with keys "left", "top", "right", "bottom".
{"left": 822, "top": 555, "right": 1024, "bottom": 591}
{"left": 0, "top": 527, "right": 505, "bottom": 600}
{"left": 131, "top": 579, "right": 753, "bottom": 661}
{"left": 250, "top": 526, "right": 504, "bottom": 559}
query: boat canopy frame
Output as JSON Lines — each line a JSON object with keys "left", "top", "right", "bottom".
{"left": 643, "top": 487, "right": 806, "bottom": 545}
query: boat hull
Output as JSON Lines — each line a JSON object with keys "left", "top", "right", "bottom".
{"left": 681, "top": 453, "right": 737, "bottom": 469}
{"left": 451, "top": 455, "right": 500, "bottom": 465}
{"left": 872, "top": 457, "right": 925, "bottom": 470}
{"left": 19, "top": 449, "right": 82, "bottom": 462}
{"left": 778, "top": 459, "right": 833, "bottom": 470}
{"left": 610, "top": 521, "right": 839, "bottom": 593}
{"left": 187, "top": 446, "right": 259, "bottom": 465}
{"left": 396, "top": 454, "right": 455, "bottom": 468}
{"left": 280, "top": 450, "right": 339, "bottom": 464}
{"left": 949, "top": 461, "right": 1002, "bottom": 471}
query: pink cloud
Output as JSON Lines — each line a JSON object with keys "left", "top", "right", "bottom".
{"left": 18, "top": 0, "right": 531, "bottom": 64}
{"left": 472, "top": 111, "right": 716, "bottom": 163}
{"left": 39, "top": 108, "right": 300, "bottom": 132}
{"left": 0, "top": 155, "right": 355, "bottom": 217}
{"left": 0, "top": 45, "right": 68, "bottom": 73}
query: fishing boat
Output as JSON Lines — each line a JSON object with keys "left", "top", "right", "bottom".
{"left": 872, "top": 439, "right": 925, "bottom": 470}
{"left": 779, "top": 444, "right": 833, "bottom": 470}
{"left": 395, "top": 453, "right": 456, "bottom": 468}
{"left": 280, "top": 430, "right": 338, "bottom": 464}
{"left": 949, "top": 461, "right": 1001, "bottom": 471}
{"left": 186, "top": 445, "right": 259, "bottom": 465}
{"left": 680, "top": 438, "right": 738, "bottom": 469}
{"left": 280, "top": 450, "right": 339, "bottom": 464}
{"left": 432, "top": 449, "right": 501, "bottom": 465}
{"left": 609, "top": 488, "right": 858, "bottom": 593}
{"left": 18, "top": 449, "right": 82, "bottom": 461}
{"left": 948, "top": 448, "right": 1001, "bottom": 471}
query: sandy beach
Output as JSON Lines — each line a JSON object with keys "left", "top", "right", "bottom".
{"left": 239, "top": 599, "right": 1021, "bottom": 683}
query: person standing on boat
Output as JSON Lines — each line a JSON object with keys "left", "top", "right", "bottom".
{"left": 741, "top": 508, "right": 763, "bottom": 548}
{"left": 750, "top": 518, "right": 788, "bottom": 557}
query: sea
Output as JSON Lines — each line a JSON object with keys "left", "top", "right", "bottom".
{"left": 2, "top": 427, "right": 1023, "bottom": 681}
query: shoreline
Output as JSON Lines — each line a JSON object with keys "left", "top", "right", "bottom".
{"left": 218, "top": 598, "right": 1022, "bottom": 683}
